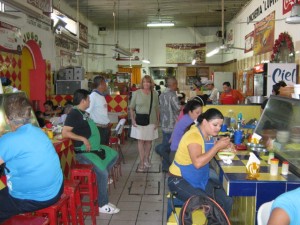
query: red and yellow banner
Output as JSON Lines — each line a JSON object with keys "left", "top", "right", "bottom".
{"left": 253, "top": 11, "right": 275, "bottom": 55}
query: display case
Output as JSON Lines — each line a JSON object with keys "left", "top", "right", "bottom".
{"left": 0, "top": 92, "right": 39, "bottom": 136}
{"left": 254, "top": 95, "right": 300, "bottom": 176}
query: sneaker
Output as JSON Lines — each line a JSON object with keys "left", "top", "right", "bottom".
{"left": 144, "top": 161, "right": 152, "bottom": 168}
{"left": 99, "top": 204, "right": 120, "bottom": 214}
{"left": 108, "top": 202, "right": 117, "bottom": 208}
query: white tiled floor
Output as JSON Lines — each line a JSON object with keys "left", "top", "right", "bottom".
{"left": 84, "top": 136, "right": 169, "bottom": 225}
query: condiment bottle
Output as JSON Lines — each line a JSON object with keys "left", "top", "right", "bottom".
{"left": 268, "top": 152, "right": 274, "bottom": 164}
{"left": 270, "top": 158, "right": 279, "bottom": 176}
{"left": 281, "top": 161, "right": 289, "bottom": 175}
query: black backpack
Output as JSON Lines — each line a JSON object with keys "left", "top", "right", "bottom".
{"left": 179, "top": 195, "right": 231, "bottom": 225}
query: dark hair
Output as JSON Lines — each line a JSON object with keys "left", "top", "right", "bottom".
{"left": 160, "top": 81, "right": 164, "bottom": 85}
{"left": 197, "top": 108, "right": 224, "bottom": 124}
{"left": 73, "top": 89, "right": 90, "bottom": 105}
{"left": 4, "top": 95, "right": 32, "bottom": 126}
{"left": 183, "top": 96, "right": 206, "bottom": 114}
{"left": 93, "top": 75, "right": 105, "bottom": 89}
{"left": 223, "top": 82, "right": 231, "bottom": 87}
{"left": 43, "top": 100, "right": 54, "bottom": 107}
{"left": 272, "top": 81, "right": 287, "bottom": 95}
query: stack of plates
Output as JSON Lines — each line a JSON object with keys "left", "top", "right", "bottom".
{"left": 291, "top": 126, "right": 300, "bottom": 143}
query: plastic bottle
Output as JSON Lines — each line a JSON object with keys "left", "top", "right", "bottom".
{"left": 281, "top": 161, "right": 289, "bottom": 175}
{"left": 237, "top": 112, "right": 243, "bottom": 130}
{"left": 227, "top": 110, "right": 236, "bottom": 129}
{"left": 270, "top": 158, "right": 279, "bottom": 176}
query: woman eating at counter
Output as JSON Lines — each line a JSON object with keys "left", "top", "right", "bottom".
{"left": 169, "top": 96, "right": 206, "bottom": 162}
{"left": 0, "top": 95, "right": 63, "bottom": 222}
{"left": 62, "top": 89, "right": 120, "bottom": 214}
{"left": 168, "top": 108, "right": 233, "bottom": 216}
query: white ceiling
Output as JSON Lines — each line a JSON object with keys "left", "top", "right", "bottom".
{"left": 63, "top": 0, "right": 251, "bottom": 30}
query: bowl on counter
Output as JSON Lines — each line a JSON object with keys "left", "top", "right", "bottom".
{"left": 246, "top": 142, "right": 267, "bottom": 152}
{"left": 276, "top": 130, "right": 290, "bottom": 143}
{"left": 245, "top": 96, "right": 267, "bottom": 105}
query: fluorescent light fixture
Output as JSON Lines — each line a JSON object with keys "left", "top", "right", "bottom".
{"left": 286, "top": 3, "right": 300, "bottom": 24}
{"left": 113, "top": 45, "right": 133, "bottom": 56}
{"left": 147, "top": 22, "right": 174, "bottom": 27}
{"left": 191, "top": 58, "right": 196, "bottom": 65}
{"left": 142, "top": 58, "right": 150, "bottom": 64}
{"left": 206, "top": 48, "right": 220, "bottom": 57}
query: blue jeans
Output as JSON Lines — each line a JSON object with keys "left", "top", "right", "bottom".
{"left": 0, "top": 183, "right": 63, "bottom": 223}
{"left": 155, "top": 131, "right": 172, "bottom": 171}
{"left": 75, "top": 153, "right": 118, "bottom": 207}
{"left": 167, "top": 176, "right": 233, "bottom": 216}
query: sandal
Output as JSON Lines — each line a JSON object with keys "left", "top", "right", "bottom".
{"left": 144, "top": 161, "right": 152, "bottom": 168}
{"left": 137, "top": 164, "right": 145, "bottom": 172}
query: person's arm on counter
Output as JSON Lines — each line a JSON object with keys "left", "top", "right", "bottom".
{"left": 62, "top": 126, "right": 91, "bottom": 151}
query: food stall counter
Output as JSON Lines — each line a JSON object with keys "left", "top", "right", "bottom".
{"left": 212, "top": 150, "right": 300, "bottom": 224}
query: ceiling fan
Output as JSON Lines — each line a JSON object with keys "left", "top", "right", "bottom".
{"left": 206, "top": 0, "right": 245, "bottom": 57}
{"left": 88, "top": 1, "right": 132, "bottom": 58}
{"left": 73, "top": 0, "right": 106, "bottom": 57}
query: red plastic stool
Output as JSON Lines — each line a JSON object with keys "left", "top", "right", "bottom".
{"left": 34, "top": 194, "right": 70, "bottom": 225}
{"left": 2, "top": 214, "right": 49, "bottom": 225}
{"left": 64, "top": 180, "right": 84, "bottom": 225}
{"left": 71, "top": 164, "right": 99, "bottom": 225}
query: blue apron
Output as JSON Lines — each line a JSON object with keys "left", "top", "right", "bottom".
{"left": 174, "top": 127, "right": 212, "bottom": 190}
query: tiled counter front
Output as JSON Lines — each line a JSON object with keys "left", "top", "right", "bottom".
{"left": 211, "top": 151, "right": 300, "bottom": 225}
{"left": 52, "top": 138, "right": 76, "bottom": 179}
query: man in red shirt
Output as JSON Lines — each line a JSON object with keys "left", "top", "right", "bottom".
{"left": 219, "top": 82, "right": 244, "bottom": 104}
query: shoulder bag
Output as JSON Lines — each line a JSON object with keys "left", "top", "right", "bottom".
{"left": 135, "top": 91, "right": 153, "bottom": 126}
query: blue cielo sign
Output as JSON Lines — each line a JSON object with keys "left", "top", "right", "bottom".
{"left": 267, "top": 63, "right": 297, "bottom": 96}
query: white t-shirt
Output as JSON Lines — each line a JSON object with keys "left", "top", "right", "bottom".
{"left": 208, "top": 87, "right": 219, "bottom": 103}
{"left": 86, "top": 92, "right": 110, "bottom": 125}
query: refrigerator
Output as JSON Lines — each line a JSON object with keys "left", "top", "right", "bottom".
{"left": 253, "top": 63, "right": 297, "bottom": 97}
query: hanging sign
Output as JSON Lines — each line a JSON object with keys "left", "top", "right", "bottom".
{"left": 253, "top": 11, "right": 275, "bottom": 55}
{"left": 283, "top": 0, "right": 300, "bottom": 15}
{"left": 267, "top": 63, "right": 297, "bottom": 96}
{"left": 0, "top": 21, "right": 22, "bottom": 54}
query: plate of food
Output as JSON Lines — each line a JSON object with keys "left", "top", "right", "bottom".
{"left": 217, "top": 151, "right": 236, "bottom": 161}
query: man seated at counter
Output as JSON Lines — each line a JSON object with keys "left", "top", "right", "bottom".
{"left": 86, "top": 76, "right": 111, "bottom": 145}
{"left": 0, "top": 95, "right": 63, "bottom": 222}
{"left": 219, "top": 81, "right": 244, "bottom": 105}
{"left": 267, "top": 187, "right": 300, "bottom": 225}
{"left": 62, "top": 89, "right": 120, "bottom": 214}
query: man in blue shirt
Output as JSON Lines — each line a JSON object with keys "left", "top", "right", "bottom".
{"left": 0, "top": 94, "right": 63, "bottom": 223}
{"left": 268, "top": 187, "right": 300, "bottom": 225}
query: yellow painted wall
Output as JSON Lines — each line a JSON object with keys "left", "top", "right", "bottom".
{"left": 21, "top": 47, "right": 34, "bottom": 98}
{"left": 203, "top": 105, "right": 262, "bottom": 122}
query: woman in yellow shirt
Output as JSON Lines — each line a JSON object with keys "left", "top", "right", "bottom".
{"left": 168, "top": 108, "right": 233, "bottom": 216}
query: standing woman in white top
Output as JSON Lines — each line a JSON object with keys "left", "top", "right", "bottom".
{"left": 130, "top": 75, "right": 160, "bottom": 172}
{"left": 86, "top": 76, "right": 111, "bottom": 145}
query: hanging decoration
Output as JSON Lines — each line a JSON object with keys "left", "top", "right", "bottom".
{"left": 271, "top": 32, "right": 295, "bottom": 63}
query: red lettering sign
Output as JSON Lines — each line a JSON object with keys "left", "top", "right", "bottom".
{"left": 283, "top": 0, "right": 299, "bottom": 15}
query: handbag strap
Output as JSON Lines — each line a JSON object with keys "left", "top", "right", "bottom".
{"left": 149, "top": 91, "right": 153, "bottom": 116}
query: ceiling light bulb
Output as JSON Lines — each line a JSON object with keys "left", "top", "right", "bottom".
{"left": 191, "top": 59, "right": 196, "bottom": 65}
